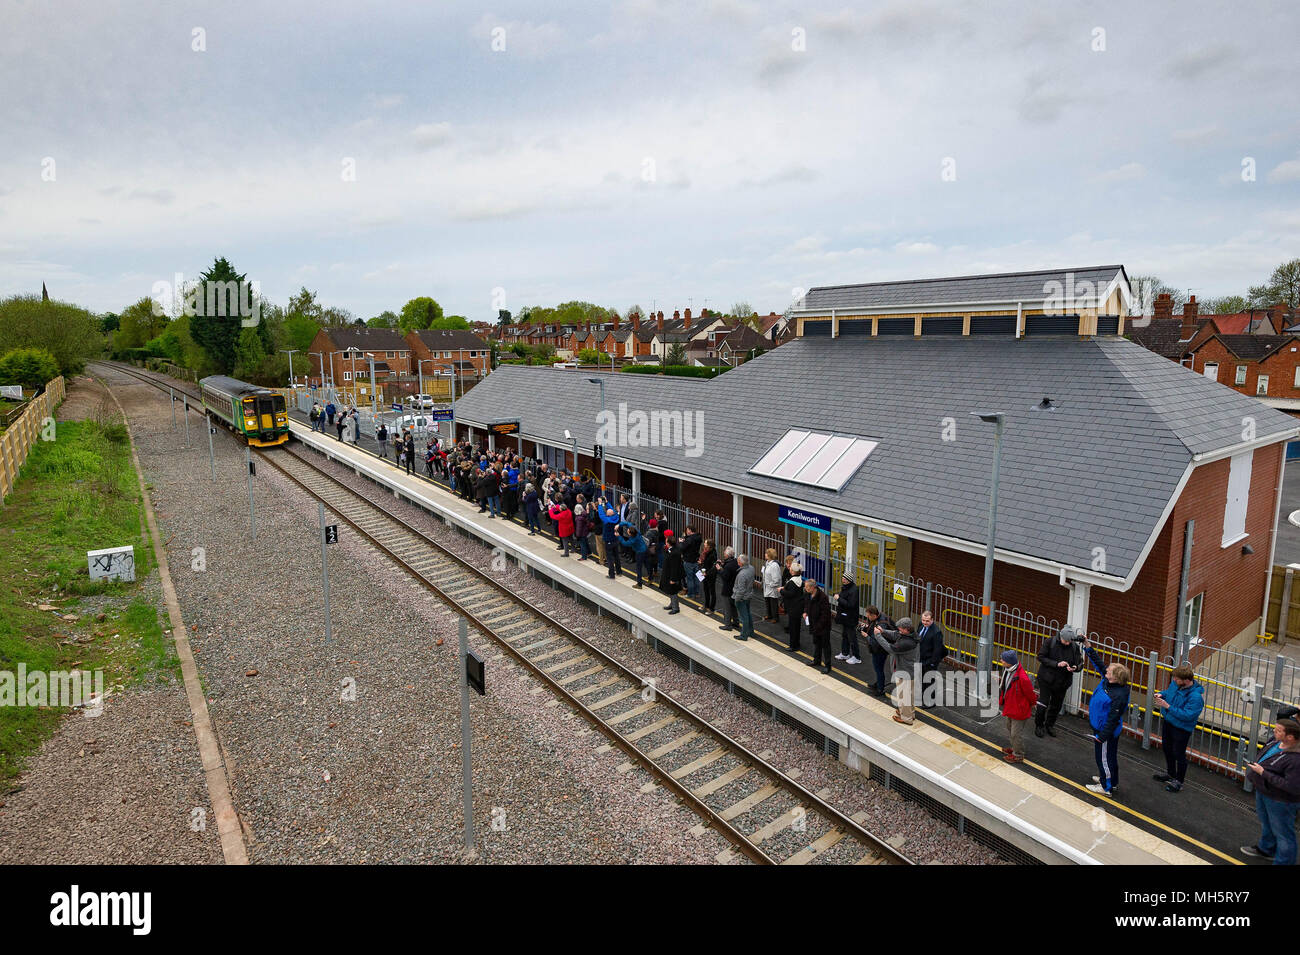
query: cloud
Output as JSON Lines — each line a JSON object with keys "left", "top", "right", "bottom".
{"left": 895, "top": 240, "right": 939, "bottom": 254}
{"left": 1018, "top": 71, "right": 1073, "bottom": 124}
{"left": 742, "top": 164, "right": 820, "bottom": 187}
{"left": 1268, "top": 159, "right": 1300, "bottom": 184}
{"left": 411, "top": 122, "right": 452, "bottom": 149}
{"left": 371, "top": 93, "right": 404, "bottom": 109}
{"left": 128, "top": 188, "right": 175, "bottom": 204}
{"left": 1171, "top": 125, "right": 1220, "bottom": 144}
{"left": 447, "top": 197, "right": 540, "bottom": 222}
{"left": 1095, "top": 162, "right": 1146, "bottom": 183}
{"left": 1165, "top": 44, "right": 1234, "bottom": 80}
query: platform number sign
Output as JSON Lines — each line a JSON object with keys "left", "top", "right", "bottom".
{"left": 593, "top": 444, "right": 603, "bottom": 461}
{"left": 210, "top": 426, "right": 217, "bottom": 435}
{"left": 466, "top": 648, "right": 486, "bottom": 696}
{"left": 248, "top": 460, "right": 256, "bottom": 476}
{"left": 324, "top": 524, "right": 339, "bottom": 544}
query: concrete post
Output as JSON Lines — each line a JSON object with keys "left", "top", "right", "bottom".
{"left": 1065, "top": 580, "right": 1091, "bottom": 716}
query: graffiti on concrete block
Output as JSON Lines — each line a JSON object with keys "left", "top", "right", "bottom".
{"left": 87, "top": 545, "right": 135, "bottom": 582}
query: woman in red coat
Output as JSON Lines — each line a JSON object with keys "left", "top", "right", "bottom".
{"left": 998, "top": 649, "right": 1038, "bottom": 763}
{"left": 548, "top": 501, "right": 574, "bottom": 558}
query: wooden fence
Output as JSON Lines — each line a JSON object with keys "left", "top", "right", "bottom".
{"left": 0, "top": 377, "right": 67, "bottom": 501}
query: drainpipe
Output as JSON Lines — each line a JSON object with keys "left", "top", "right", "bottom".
{"left": 1175, "top": 520, "right": 1194, "bottom": 662}
{"left": 1060, "top": 571, "right": 1091, "bottom": 716}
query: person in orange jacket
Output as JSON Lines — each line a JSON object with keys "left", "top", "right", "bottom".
{"left": 998, "top": 649, "right": 1038, "bottom": 763}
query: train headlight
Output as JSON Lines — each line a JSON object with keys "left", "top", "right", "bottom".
{"left": 244, "top": 418, "right": 255, "bottom": 428}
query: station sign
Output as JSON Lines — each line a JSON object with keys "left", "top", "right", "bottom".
{"left": 489, "top": 420, "right": 520, "bottom": 437}
{"left": 391, "top": 403, "right": 402, "bottom": 412}
{"left": 324, "top": 525, "right": 339, "bottom": 544}
{"left": 593, "top": 444, "right": 604, "bottom": 460}
{"left": 778, "top": 504, "right": 832, "bottom": 534}
{"left": 431, "top": 409, "right": 454, "bottom": 422}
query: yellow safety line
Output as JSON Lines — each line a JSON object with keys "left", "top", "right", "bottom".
{"left": 737, "top": 614, "right": 1241, "bottom": 864}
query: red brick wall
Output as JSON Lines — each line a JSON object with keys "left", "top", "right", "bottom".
{"left": 910, "top": 443, "right": 1283, "bottom": 649}
{"left": 1191, "top": 338, "right": 1300, "bottom": 399}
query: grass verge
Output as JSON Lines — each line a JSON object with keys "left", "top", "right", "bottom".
{"left": 0, "top": 419, "right": 179, "bottom": 792}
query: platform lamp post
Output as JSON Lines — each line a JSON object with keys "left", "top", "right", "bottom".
{"left": 309, "top": 351, "right": 325, "bottom": 396}
{"left": 970, "top": 411, "right": 1006, "bottom": 702}
{"left": 280, "top": 350, "right": 297, "bottom": 392}
{"left": 366, "top": 355, "right": 377, "bottom": 414}
{"left": 587, "top": 377, "right": 606, "bottom": 491}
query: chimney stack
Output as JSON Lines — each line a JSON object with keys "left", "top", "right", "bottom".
{"left": 1270, "top": 303, "right": 1288, "bottom": 334}
{"left": 657, "top": 311, "right": 665, "bottom": 333}
{"left": 631, "top": 311, "right": 640, "bottom": 330}
{"left": 1154, "top": 292, "right": 1174, "bottom": 325}
{"left": 613, "top": 312, "right": 620, "bottom": 330}
{"left": 1180, "top": 295, "right": 1199, "bottom": 338}
{"left": 684, "top": 307, "right": 692, "bottom": 330}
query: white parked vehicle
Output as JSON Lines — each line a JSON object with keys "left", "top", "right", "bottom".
{"left": 407, "top": 394, "right": 436, "bottom": 409}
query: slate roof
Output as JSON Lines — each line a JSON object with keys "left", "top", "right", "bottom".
{"left": 451, "top": 336, "right": 1299, "bottom": 582}
{"left": 801, "top": 265, "right": 1129, "bottom": 314}
{"left": 409, "top": 328, "right": 489, "bottom": 350}
{"left": 1126, "top": 317, "right": 1197, "bottom": 360}
{"left": 322, "top": 326, "right": 408, "bottom": 351}
{"left": 1211, "top": 334, "right": 1290, "bottom": 361}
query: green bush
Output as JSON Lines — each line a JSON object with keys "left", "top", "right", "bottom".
{"left": 620, "top": 364, "right": 725, "bottom": 378}
{"left": 0, "top": 347, "right": 59, "bottom": 389}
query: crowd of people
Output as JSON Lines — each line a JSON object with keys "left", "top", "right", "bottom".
{"left": 295, "top": 403, "right": 1281, "bottom": 858}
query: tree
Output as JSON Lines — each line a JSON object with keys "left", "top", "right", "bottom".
{"left": 287, "top": 287, "right": 323, "bottom": 321}
{"left": 1249, "top": 259, "right": 1300, "bottom": 309}
{"left": 190, "top": 257, "right": 252, "bottom": 374}
{"left": 367, "top": 310, "right": 398, "bottom": 328}
{"left": 1208, "top": 295, "right": 1249, "bottom": 314}
{"left": 627, "top": 305, "right": 644, "bottom": 320}
{"left": 1128, "top": 275, "right": 1187, "bottom": 315}
{"left": 233, "top": 326, "right": 269, "bottom": 381}
{"left": 666, "top": 342, "right": 687, "bottom": 365}
{"left": 116, "top": 296, "right": 168, "bottom": 350}
{"left": 398, "top": 296, "right": 444, "bottom": 333}
{"left": 429, "top": 315, "right": 470, "bottom": 330}
{"left": 497, "top": 309, "right": 512, "bottom": 326}
{"left": 99, "top": 313, "right": 120, "bottom": 334}
{"left": 319, "top": 306, "right": 355, "bottom": 327}
{"left": 0, "top": 347, "right": 59, "bottom": 389}
{"left": 577, "top": 348, "right": 601, "bottom": 364}
{"left": 728, "top": 301, "right": 754, "bottom": 320}
{"left": 0, "top": 295, "right": 103, "bottom": 376}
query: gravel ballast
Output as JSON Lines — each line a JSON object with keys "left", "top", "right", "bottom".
{"left": 94, "top": 365, "right": 739, "bottom": 864}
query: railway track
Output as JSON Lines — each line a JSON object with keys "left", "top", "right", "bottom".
{"left": 265, "top": 444, "right": 911, "bottom": 866}
{"left": 96, "top": 360, "right": 913, "bottom": 866}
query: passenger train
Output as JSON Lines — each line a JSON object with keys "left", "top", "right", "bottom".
{"left": 199, "top": 375, "right": 290, "bottom": 447}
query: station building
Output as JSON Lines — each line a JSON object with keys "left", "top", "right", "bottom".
{"left": 451, "top": 266, "right": 1299, "bottom": 655}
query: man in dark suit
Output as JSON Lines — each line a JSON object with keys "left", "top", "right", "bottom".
{"left": 916, "top": 611, "right": 946, "bottom": 675}
{"left": 915, "top": 610, "right": 946, "bottom": 709}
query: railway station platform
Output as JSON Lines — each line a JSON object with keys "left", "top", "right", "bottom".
{"left": 282, "top": 418, "right": 1223, "bottom": 865}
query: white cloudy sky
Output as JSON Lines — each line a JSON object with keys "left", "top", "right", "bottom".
{"left": 2, "top": 0, "right": 1298, "bottom": 318}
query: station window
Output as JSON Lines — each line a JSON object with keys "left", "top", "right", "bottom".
{"left": 1295, "top": 366, "right": 1300, "bottom": 389}
{"left": 1257, "top": 375, "right": 1269, "bottom": 395}
{"left": 343, "top": 372, "right": 352, "bottom": 381}
{"left": 1235, "top": 365, "right": 1247, "bottom": 385}
{"left": 1203, "top": 361, "right": 1219, "bottom": 381}
{"left": 1183, "top": 593, "right": 1204, "bottom": 648}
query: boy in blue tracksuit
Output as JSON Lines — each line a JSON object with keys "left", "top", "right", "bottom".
{"left": 1083, "top": 639, "right": 1131, "bottom": 796}
{"left": 1153, "top": 664, "right": 1205, "bottom": 793}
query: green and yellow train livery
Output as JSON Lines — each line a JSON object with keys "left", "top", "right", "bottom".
{"left": 200, "top": 375, "right": 290, "bottom": 447}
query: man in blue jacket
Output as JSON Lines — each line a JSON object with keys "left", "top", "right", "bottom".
{"left": 1153, "top": 664, "right": 1204, "bottom": 793}
{"left": 601, "top": 506, "right": 622, "bottom": 580}
{"left": 1082, "top": 637, "right": 1131, "bottom": 797}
